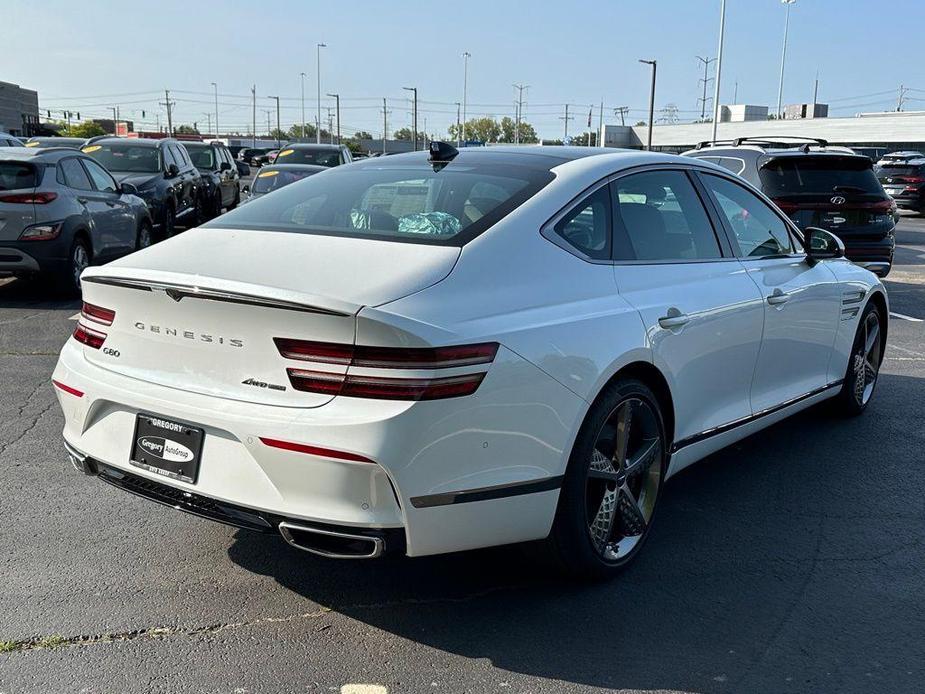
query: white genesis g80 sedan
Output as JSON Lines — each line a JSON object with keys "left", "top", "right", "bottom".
{"left": 53, "top": 143, "right": 887, "bottom": 577}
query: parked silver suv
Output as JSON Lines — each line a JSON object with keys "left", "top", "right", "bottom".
{"left": 0, "top": 147, "right": 152, "bottom": 293}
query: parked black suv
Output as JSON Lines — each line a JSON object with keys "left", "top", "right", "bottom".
{"left": 183, "top": 141, "right": 241, "bottom": 219}
{"left": 82, "top": 137, "right": 201, "bottom": 237}
{"left": 875, "top": 159, "right": 925, "bottom": 214}
{"left": 238, "top": 148, "right": 271, "bottom": 167}
{"left": 275, "top": 143, "right": 352, "bottom": 167}
{"left": 685, "top": 137, "right": 896, "bottom": 276}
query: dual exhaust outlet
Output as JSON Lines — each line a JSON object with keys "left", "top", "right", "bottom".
{"left": 65, "top": 442, "right": 385, "bottom": 559}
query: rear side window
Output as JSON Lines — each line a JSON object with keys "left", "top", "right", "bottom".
{"left": 163, "top": 146, "right": 179, "bottom": 169}
{"left": 553, "top": 186, "right": 611, "bottom": 260}
{"left": 613, "top": 170, "right": 722, "bottom": 261}
{"left": 0, "top": 162, "right": 38, "bottom": 190}
{"left": 59, "top": 158, "right": 93, "bottom": 191}
{"left": 208, "top": 162, "right": 553, "bottom": 246}
{"left": 702, "top": 173, "right": 794, "bottom": 257}
{"left": 758, "top": 156, "right": 882, "bottom": 196}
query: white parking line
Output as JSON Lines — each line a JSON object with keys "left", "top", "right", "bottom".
{"left": 890, "top": 311, "right": 924, "bottom": 322}
{"left": 68, "top": 313, "right": 80, "bottom": 321}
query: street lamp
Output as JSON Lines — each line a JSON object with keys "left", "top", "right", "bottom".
{"left": 639, "top": 59, "right": 657, "bottom": 151}
{"left": 267, "top": 95, "right": 281, "bottom": 147}
{"left": 403, "top": 86, "right": 418, "bottom": 151}
{"left": 326, "top": 93, "right": 340, "bottom": 144}
{"left": 300, "top": 72, "right": 306, "bottom": 141}
{"left": 316, "top": 43, "right": 327, "bottom": 143}
{"left": 711, "top": 0, "right": 727, "bottom": 142}
{"left": 211, "top": 82, "right": 218, "bottom": 140}
{"left": 777, "top": 0, "right": 796, "bottom": 119}
{"left": 454, "top": 102, "right": 461, "bottom": 147}
{"left": 461, "top": 51, "right": 470, "bottom": 144}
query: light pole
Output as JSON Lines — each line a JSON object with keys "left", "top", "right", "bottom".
{"left": 454, "top": 102, "right": 461, "bottom": 147}
{"left": 403, "top": 87, "right": 418, "bottom": 151}
{"left": 777, "top": 0, "right": 796, "bottom": 119}
{"left": 639, "top": 59, "right": 657, "bottom": 151}
{"left": 300, "top": 72, "right": 306, "bottom": 140}
{"left": 326, "top": 93, "right": 340, "bottom": 144}
{"left": 316, "top": 43, "right": 326, "bottom": 143}
{"left": 211, "top": 82, "right": 218, "bottom": 139}
{"left": 203, "top": 112, "right": 211, "bottom": 137}
{"left": 461, "top": 51, "right": 470, "bottom": 144}
{"left": 711, "top": 0, "right": 727, "bottom": 142}
{"left": 268, "top": 96, "right": 280, "bottom": 147}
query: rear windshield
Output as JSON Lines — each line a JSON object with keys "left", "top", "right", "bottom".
{"left": 207, "top": 161, "right": 554, "bottom": 245}
{"left": 275, "top": 148, "right": 341, "bottom": 167}
{"left": 758, "top": 156, "right": 882, "bottom": 196}
{"left": 82, "top": 143, "right": 161, "bottom": 173}
{"left": 876, "top": 164, "right": 925, "bottom": 179}
{"left": 252, "top": 168, "right": 319, "bottom": 194}
{"left": 0, "top": 162, "right": 38, "bottom": 190}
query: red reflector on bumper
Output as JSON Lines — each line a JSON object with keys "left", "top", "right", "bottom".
{"left": 258, "top": 437, "right": 376, "bottom": 463}
{"left": 52, "top": 379, "right": 84, "bottom": 397}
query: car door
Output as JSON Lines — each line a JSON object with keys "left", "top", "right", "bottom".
{"left": 169, "top": 144, "right": 196, "bottom": 220}
{"left": 697, "top": 171, "right": 842, "bottom": 412}
{"left": 57, "top": 156, "right": 119, "bottom": 259}
{"left": 218, "top": 147, "right": 237, "bottom": 206}
{"left": 610, "top": 167, "right": 766, "bottom": 444}
{"left": 81, "top": 157, "right": 136, "bottom": 257}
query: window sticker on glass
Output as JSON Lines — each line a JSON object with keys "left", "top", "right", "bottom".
{"left": 81, "top": 145, "right": 102, "bottom": 153}
{"left": 277, "top": 149, "right": 294, "bottom": 157}
{"left": 257, "top": 170, "right": 280, "bottom": 178}
{"left": 24, "top": 141, "right": 40, "bottom": 147}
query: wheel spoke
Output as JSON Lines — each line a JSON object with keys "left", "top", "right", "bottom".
{"left": 618, "top": 484, "right": 647, "bottom": 537}
{"left": 864, "top": 319, "right": 880, "bottom": 357}
{"left": 589, "top": 488, "right": 618, "bottom": 552}
{"left": 611, "top": 401, "right": 634, "bottom": 468}
{"left": 865, "top": 362, "right": 878, "bottom": 384}
{"left": 623, "top": 438, "right": 660, "bottom": 478}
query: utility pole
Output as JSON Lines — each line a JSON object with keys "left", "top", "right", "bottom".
{"left": 777, "top": 0, "right": 797, "bottom": 119}
{"left": 455, "top": 102, "right": 461, "bottom": 147}
{"left": 461, "top": 51, "right": 471, "bottom": 143}
{"left": 586, "top": 105, "right": 593, "bottom": 146}
{"left": 613, "top": 106, "right": 629, "bottom": 126}
{"left": 513, "top": 83, "right": 528, "bottom": 145}
{"left": 403, "top": 87, "right": 418, "bottom": 150}
{"left": 560, "top": 104, "right": 573, "bottom": 141}
{"left": 203, "top": 112, "right": 211, "bottom": 137}
{"left": 326, "top": 93, "right": 340, "bottom": 144}
{"left": 110, "top": 106, "right": 118, "bottom": 133}
{"left": 325, "top": 107, "right": 334, "bottom": 144}
{"left": 598, "top": 101, "right": 604, "bottom": 147}
{"left": 711, "top": 0, "right": 726, "bottom": 141}
{"left": 696, "top": 55, "right": 716, "bottom": 121}
{"left": 639, "top": 60, "right": 657, "bottom": 150}
{"left": 264, "top": 110, "right": 271, "bottom": 138}
{"left": 211, "top": 82, "right": 219, "bottom": 139}
{"left": 300, "top": 73, "right": 307, "bottom": 140}
{"left": 268, "top": 96, "right": 281, "bottom": 146}
{"left": 812, "top": 71, "right": 819, "bottom": 109}
{"left": 160, "top": 90, "right": 175, "bottom": 136}
{"left": 316, "top": 43, "right": 326, "bottom": 144}
{"left": 251, "top": 85, "right": 256, "bottom": 147}
{"left": 733, "top": 80, "right": 738, "bottom": 104}
{"left": 381, "top": 98, "right": 390, "bottom": 154}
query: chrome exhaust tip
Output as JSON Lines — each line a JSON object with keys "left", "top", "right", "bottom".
{"left": 278, "top": 521, "right": 384, "bottom": 559}
{"left": 64, "top": 441, "right": 96, "bottom": 475}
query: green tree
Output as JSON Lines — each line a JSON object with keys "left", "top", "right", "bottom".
{"left": 352, "top": 131, "right": 373, "bottom": 140}
{"left": 498, "top": 117, "right": 538, "bottom": 143}
{"left": 393, "top": 127, "right": 428, "bottom": 141}
{"left": 175, "top": 124, "right": 199, "bottom": 135}
{"left": 448, "top": 117, "right": 501, "bottom": 144}
{"left": 269, "top": 128, "right": 289, "bottom": 142}
{"left": 634, "top": 120, "right": 647, "bottom": 126}
{"left": 65, "top": 121, "right": 105, "bottom": 138}
{"left": 287, "top": 123, "right": 318, "bottom": 140}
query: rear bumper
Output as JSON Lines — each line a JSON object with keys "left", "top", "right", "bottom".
{"left": 52, "top": 338, "right": 583, "bottom": 557}
{"left": 0, "top": 247, "right": 43, "bottom": 274}
{"left": 841, "top": 236, "right": 894, "bottom": 275}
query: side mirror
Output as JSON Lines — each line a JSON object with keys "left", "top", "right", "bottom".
{"left": 165, "top": 163, "right": 179, "bottom": 178}
{"left": 120, "top": 182, "right": 138, "bottom": 195}
{"left": 241, "top": 184, "right": 251, "bottom": 195}
{"left": 220, "top": 161, "right": 231, "bottom": 171}
{"left": 805, "top": 227, "right": 845, "bottom": 263}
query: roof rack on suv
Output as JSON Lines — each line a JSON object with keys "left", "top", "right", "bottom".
{"left": 695, "top": 136, "right": 829, "bottom": 150}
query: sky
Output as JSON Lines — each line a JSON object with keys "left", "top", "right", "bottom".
{"left": 6, "top": 0, "right": 925, "bottom": 140}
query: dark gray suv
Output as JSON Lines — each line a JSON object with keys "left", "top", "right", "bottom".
{"left": 0, "top": 147, "right": 152, "bottom": 293}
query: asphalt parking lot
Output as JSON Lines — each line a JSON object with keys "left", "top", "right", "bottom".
{"left": 1, "top": 217, "right": 923, "bottom": 694}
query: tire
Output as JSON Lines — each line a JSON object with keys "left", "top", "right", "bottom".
{"left": 546, "top": 378, "right": 668, "bottom": 579}
{"left": 135, "top": 220, "right": 153, "bottom": 251}
{"left": 163, "top": 204, "right": 176, "bottom": 238}
{"left": 227, "top": 187, "right": 239, "bottom": 211}
{"left": 833, "top": 302, "right": 884, "bottom": 416}
{"left": 212, "top": 191, "right": 223, "bottom": 218}
{"left": 60, "top": 236, "right": 91, "bottom": 296}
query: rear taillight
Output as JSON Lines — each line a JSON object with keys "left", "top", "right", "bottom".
{"left": 73, "top": 302, "right": 115, "bottom": 349}
{"left": 52, "top": 379, "right": 84, "bottom": 398}
{"left": 897, "top": 176, "right": 925, "bottom": 184}
{"left": 274, "top": 339, "right": 498, "bottom": 400}
{"left": 772, "top": 198, "right": 798, "bottom": 214}
{"left": 0, "top": 191, "right": 58, "bottom": 204}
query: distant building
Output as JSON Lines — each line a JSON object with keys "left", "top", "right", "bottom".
{"left": 785, "top": 103, "right": 829, "bottom": 119}
{"left": 0, "top": 80, "right": 39, "bottom": 136}
{"left": 720, "top": 104, "right": 769, "bottom": 122}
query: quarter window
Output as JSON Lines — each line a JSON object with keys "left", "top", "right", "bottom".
{"left": 612, "top": 170, "right": 722, "bottom": 261}
{"left": 553, "top": 185, "right": 611, "bottom": 260}
{"left": 701, "top": 173, "right": 794, "bottom": 257}
{"left": 82, "top": 158, "right": 118, "bottom": 193}
{"left": 59, "top": 158, "right": 93, "bottom": 191}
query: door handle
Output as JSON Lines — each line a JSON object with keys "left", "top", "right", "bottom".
{"left": 767, "top": 288, "right": 790, "bottom": 305}
{"left": 77, "top": 197, "right": 88, "bottom": 204}
{"left": 658, "top": 308, "right": 690, "bottom": 329}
